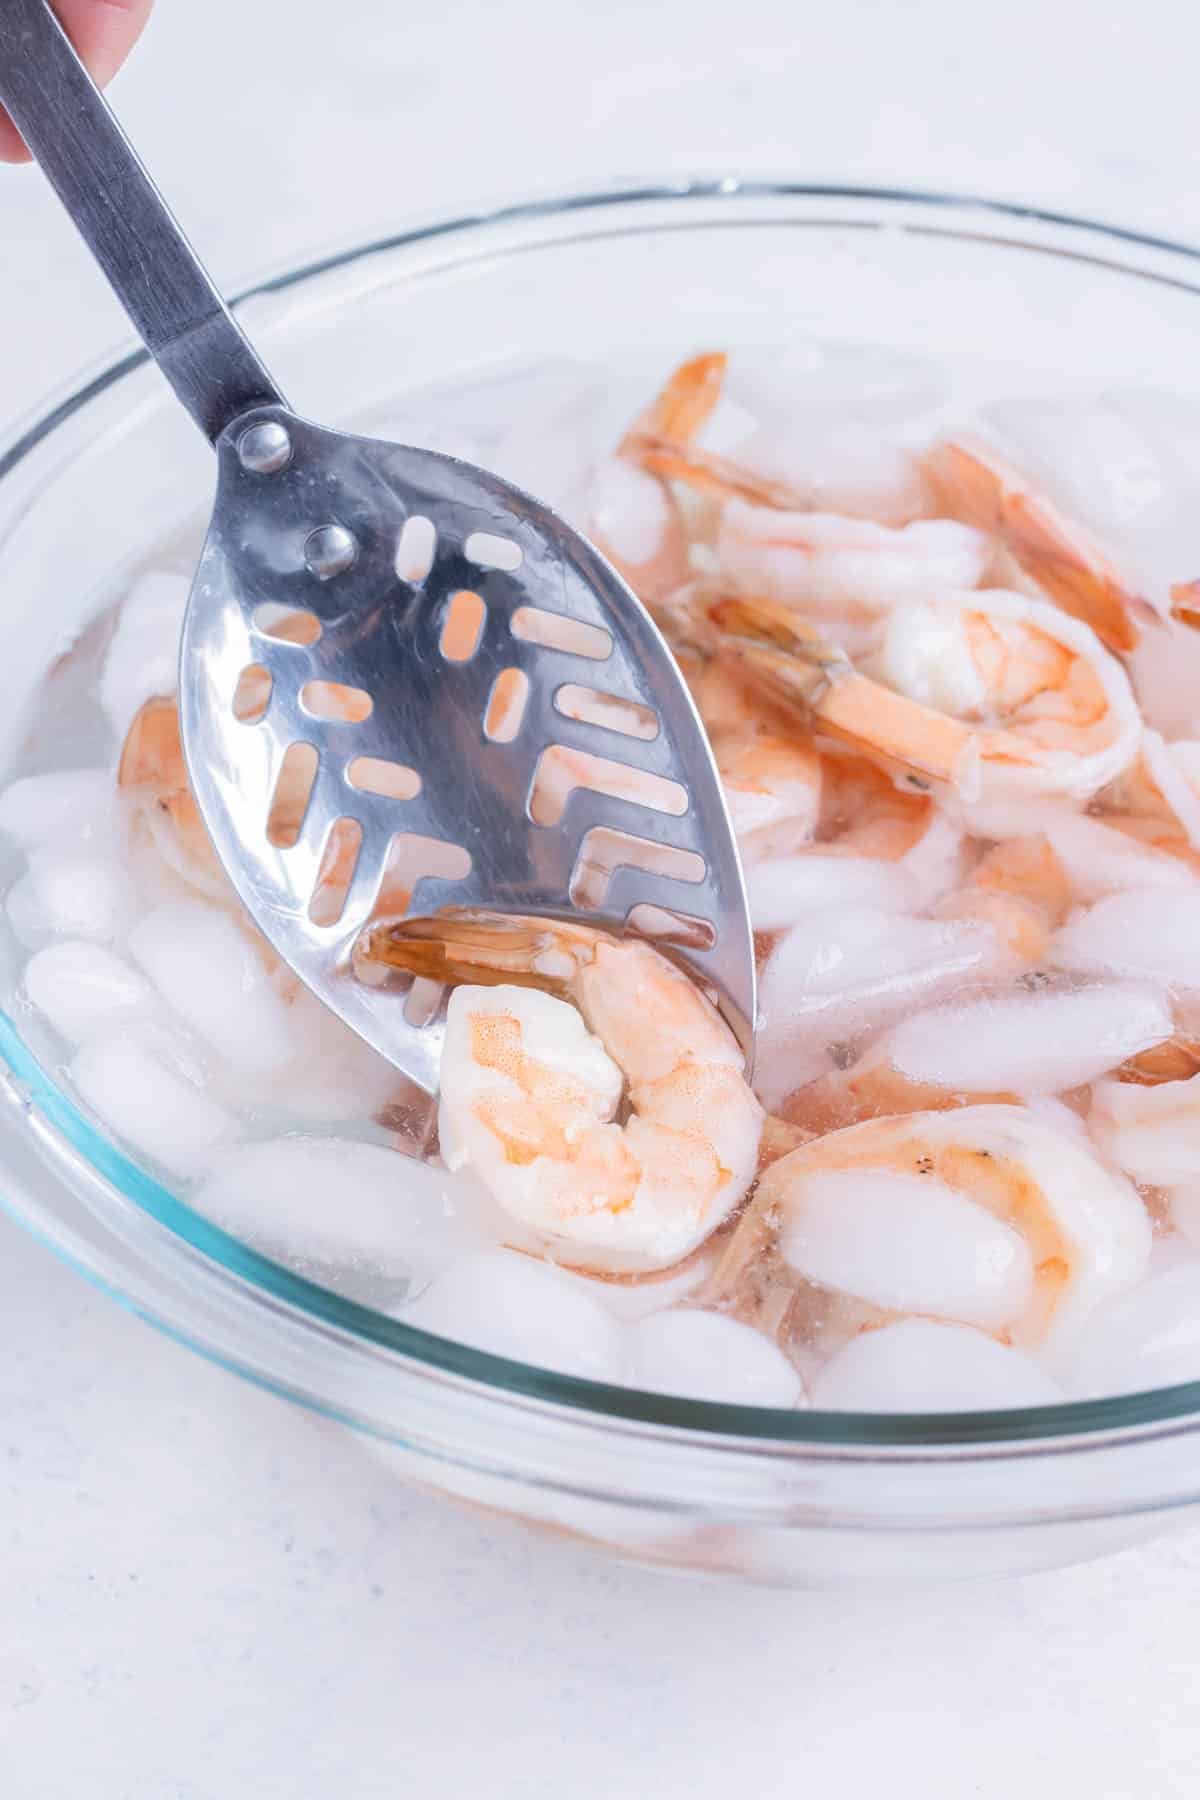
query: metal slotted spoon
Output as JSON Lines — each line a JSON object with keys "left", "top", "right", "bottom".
{"left": 0, "top": 0, "right": 755, "bottom": 1098}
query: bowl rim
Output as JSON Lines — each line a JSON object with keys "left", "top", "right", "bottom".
{"left": 6, "top": 174, "right": 1200, "bottom": 1458}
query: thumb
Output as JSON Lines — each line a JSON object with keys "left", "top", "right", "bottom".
{"left": 1, "top": 0, "right": 155, "bottom": 164}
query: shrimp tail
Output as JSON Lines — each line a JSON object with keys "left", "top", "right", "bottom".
{"left": 638, "top": 443, "right": 800, "bottom": 510}
{"left": 625, "top": 351, "right": 728, "bottom": 450}
{"left": 924, "top": 440, "right": 1148, "bottom": 653}
{"left": 707, "top": 593, "right": 848, "bottom": 695}
{"left": 1170, "top": 580, "right": 1200, "bottom": 631}
{"left": 357, "top": 908, "right": 586, "bottom": 995}
{"left": 618, "top": 352, "right": 811, "bottom": 510}
{"left": 707, "top": 593, "right": 975, "bottom": 789}
{"left": 1117, "top": 1032, "right": 1200, "bottom": 1086}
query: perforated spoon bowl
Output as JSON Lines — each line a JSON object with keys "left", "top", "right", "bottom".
{"left": 0, "top": 0, "right": 755, "bottom": 1098}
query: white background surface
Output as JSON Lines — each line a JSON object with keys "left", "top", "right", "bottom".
{"left": 4, "top": 0, "right": 1200, "bottom": 1792}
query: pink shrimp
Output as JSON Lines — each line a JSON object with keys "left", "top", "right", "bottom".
{"left": 923, "top": 438, "right": 1153, "bottom": 654}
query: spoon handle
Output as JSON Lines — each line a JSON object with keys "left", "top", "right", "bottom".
{"left": 0, "top": 0, "right": 283, "bottom": 440}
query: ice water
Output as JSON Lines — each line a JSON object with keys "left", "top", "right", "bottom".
{"left": 4, "top": 339, "right": 1200, "bottom": 1409}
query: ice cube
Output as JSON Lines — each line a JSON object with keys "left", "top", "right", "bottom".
{"left": 1045, "top": 813, "right": 1199, "bottom": 901}
{"left": 257, "top": 983, "right": 402, "bottom": 1123}
{"left": 1109, "top": 387, "right": 1200, "bottom": 490}
{"left": 487, "top": 372, "right": 610, "bottom": 514}
{"left": 1051, "top": 1263, "right": 1200, "bottom": 1398}
{"left": 722, "top": 341, "right": 823, "bottom": 416}
{"left": 1158, "top": 1202, "right": 1200, "bottom": 1260}
{"left": 1170, "top": 1184, "right": 1200, "bottom": 1253}
{"left": 72, "top": 1026, "right": 238, "bottom": 1174}
{"left": 587, "top": 456, "right": 674, "bottom": 566}
{"left": 1149, "top": 1222, "right": 1200, "bottom": 1276}
{"left": 1130, "top": 620, "right": 1200, "bottom": 740}
{"left": 6, "top": 847, "right": 133, "bottom": 945}
{"left": 1102, "top": 388, "right": 1200, "bottom": 602}
{"left": 759, "top": 907, "right": 988, "bottom": 1021}
{"left": 128, "top": 900, "right": 298, "bottom": 1078}
{"left": 900, "top": 809, "right": 967, "bottom": 907}
{"left": 1053, "top": 890, "right": 1200, "bottom": 991}
{"left": 99, "top": 570, "right": 190, "bottom": 735}
{"left": 194, "top": 1137, "right": 499, "bottom": 1280}
{"left": 24, "top": 939, "right": 159, "bottom": 1044}
{"left": 746, "top": 854, "right": 917, "bottom": 934}
{"left": 755, "top": 907, "right": 993, "bottom": 1107}
{"left": 981, "top": 397, "right": 1172, "bottom": 535}
{"left": 624, "top": 1309, "right": 802, "bottom": 1407}
{"left": 553, "top": 1256, "right": 713, "bottom": 1323}
{"left": 695, "top": 393, "right": 759, "bottom": 456}
{"left": 364, "top": 410, "right": 482, "bottom": 466}
{"left": 779, "top": 1167, "right": 1035, "bottom": 1331}
{"left": 729, "top": 420, "right": 931, "bottom": 525}
{"left": 874, "top": 981, "right": 1172, "bottom": 1098}
{"left": 400, "top": 1248, "right": 625, "bottom": 1382}
{"left": 1090, "top": 1076, "right": 1200, "bottom": 1187}
{"left": 0, "top": 769, "right": 111, "bottom": 850}
{"left": 1141, "top": 731, "right": 1200, "bottom": 850}
{"left": 1023, "top": 1095, "right": 1094, "bottom": 1142}
{"left": 728, "top": 343, "right": 943, "bottom": 427}
{"left": 752, "top": 809, "right": 963, "bottom": 933}
{"left": 377, "top": 359, "right": 611, "bottom": 476}
{"left": 809, "top": 1320, "right": 1063, "bottom": 1412}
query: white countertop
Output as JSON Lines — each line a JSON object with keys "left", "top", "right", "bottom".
{"left": 5, "top": 0, "right": 1200, "bottom": 1792}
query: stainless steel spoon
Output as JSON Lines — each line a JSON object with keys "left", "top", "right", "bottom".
{"left": 0, "top": 0, "right": 755, "bottom": 1099}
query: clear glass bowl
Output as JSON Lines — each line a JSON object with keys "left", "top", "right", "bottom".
{"left": 5, "top": 181, "right": 1200, "bottom": 1585}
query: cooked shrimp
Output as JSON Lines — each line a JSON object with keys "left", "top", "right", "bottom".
{"left": 923, "top": 439, "right": 1152, "bottom": 653}
{"left": 685, "top": 637, "right": 811, "bottom": 747}
{"left": 119, "top": 691, "right": 381, "bottom": 912}
{"left": 684, "top": 648, "right": 766, "bottom": 741}
{"left": 118, "top": 696, "right": 228, "bottom": 902}
{"left": 1095, "top": 732, "right": 1200, "bottom": 872}
{"left": 744, "top": 748, "right": 964, "bottom": 933}
{"left": 715, "top": 732, "right": 823, "bottom": 852}
{"left": 707, "top": 1104, "right": 1150, "bottom": 1350}
{"left": 817, "top": 750, "right": 941, "bottom": 862}
{"left": 681, "top": 646, "right": 824, "bottom": 856}
{"left": 1084, "top": 759, "right": 1200, "bottom": 898}
{"left": 619, "top": 352, "right": 802, "bottom": 512}
{"left": 707, "top": 586, "right": 1141, "bottom": 802}
{"left": 630, "top": 350, "right": 729, "bottom": 448}
{"left": 588, "top": 353, "right": 726, "bottom": 606}
{"left": 716, "top": 504, "right": 990, "bottom": 637}
{"left": 358, "top": 910, "right": 764, "bottom": 1272}
{"left": 935, "top": 835, "right": 1072, "bottom": 964}
{"left": 691, "top": 653, "right": 948, "bottom": 876}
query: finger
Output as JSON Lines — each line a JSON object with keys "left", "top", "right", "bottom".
{"left": 0, "top": 0, "right": 155, "bottom": 164}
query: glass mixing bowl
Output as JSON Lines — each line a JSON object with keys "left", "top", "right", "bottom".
{"left": 5, "top": 181, "right": 1200, "bottom": 1585}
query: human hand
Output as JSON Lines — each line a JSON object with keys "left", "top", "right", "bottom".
{"left": 1, "top": 0, "right": 153, "bottom": 162}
